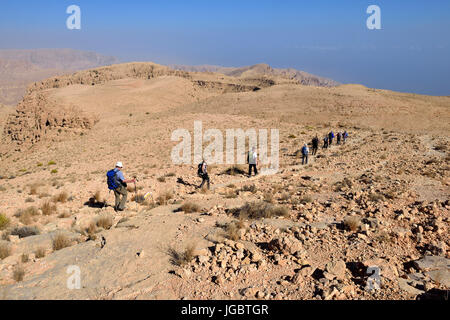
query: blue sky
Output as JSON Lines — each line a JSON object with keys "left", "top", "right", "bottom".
{"left": 0, "top": 0, "right": 449, "bottom": 95}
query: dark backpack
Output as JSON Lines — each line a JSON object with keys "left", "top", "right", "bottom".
{"left": 107, "top": 169, "right": 120, "bottom": 190}
{"left": 197, "top": 162, "right": 205, "bottom": 176}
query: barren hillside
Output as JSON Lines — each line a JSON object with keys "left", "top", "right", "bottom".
{"left": 0, "top": 62, "right": 448, "bottom": 300}
{"left": 171, "top": 63, "right": 340, "bottom": 87}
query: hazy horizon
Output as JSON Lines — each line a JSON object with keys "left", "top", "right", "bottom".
{"left": 1, "top": 0, "right": 449, "bottom": 96}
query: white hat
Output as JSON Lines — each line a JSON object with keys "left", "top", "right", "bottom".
{"left": 116, "top": 162, "right": 123, "bottom": 168}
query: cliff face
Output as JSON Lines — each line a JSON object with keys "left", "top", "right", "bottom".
{"left": 1, "top": 92, "right": 98, "bottom": 153}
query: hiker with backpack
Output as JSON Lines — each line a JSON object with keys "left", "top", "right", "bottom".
{"left": 323, "top": 136, "right": 329, "bottom": 149}
{"left": 343, "top": 131, "right": 349, "bottom": 144}
{"left": 197, "top": 159, "right": 210, "bottom": 190}
{"left": 312, "top": 136, "right": 319, "bottom": 155}
{"left": 301, "top": 143, "right": 309, "bottom": 165}
{"left": 247, "top": 146, "right": 258, "bottom": 177}
{"left": 337, "top": 132, "right": 342, "bottom": 145}
{"left": 329, "top": 131, "right": 335, "bottom": 146}
{"left": 107, "top": 162, "right": 136, "bottom": 212}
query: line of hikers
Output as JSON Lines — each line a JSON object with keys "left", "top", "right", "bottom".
{"left": 300, "top": 130, "right": 349, "bottom": 165}
{"left": 107, "top": 132, "right": 348, "bottom": 211}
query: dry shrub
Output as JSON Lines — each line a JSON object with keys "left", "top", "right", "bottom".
{"left": 13, "top": 264, "right": 25, "bottom": 282}
{"left": 344, "top": 216, "right": 361, "bottom": 232}
{"left": 85, "top": 222, "right": 98, "bottom": 240}
{"left": 0, "top": 242, "right": 12, "bottom": 260}
{"left": 53, "top": 191, "right": 68, "bottom": 203}
{"left": 11, "top": 226, "right": 40, "bottom": 238}
{"left": 272, "top": 185, "right": 283, "bottom": 194}
{"left": 21, "top": 253, "right": 29, "bottom": 263}
{"left": 368, "top": 192, "right": 385, "bottom": 202}
{"left": 236, "top": 201, "right": 289, "bottom": 220}
{"left": 300, "top": 195, "right": 313, "bottom": 204}
{"left": 131, "top": 193, "right": 146, "bottom": 204}
{"left": 241, "top": 184, "right": 257, "bottom": 194}
{"left": 280, "top": 192, "right": 290, "bottom": 201}
{"left": 15, "top": 206, "right": 39, "bottom": 218}
{"left": 52, "top": 233, "right": 72, "bottom": 251}
{"left": 374, "top": 231, "right": 393, "bottom": 243}
{"left": 15, "top": 206, "right": 39, "bottom": 225}
{"left": 157, "top": 176, "right": 166, "bottom": 183}
{"left": 334, "top": 178, "right": 353, "bottom": 191}
{"left": 34, "top": 247, "right": 46, "bottom": 259}
{"left": 224, "top": 219, "right": 247, "bottom": 241}
{"left": 157, "top": 190, "right": 173, "bottom": 205}
{"left": 58, "top": 211, "right": 71, "bottom": 219}
{"left": 0, "top": 214, "right": 10, "bottom": 230}
{"left": 96, "top": 215, "right": 113, "bottom": 230}
{"left": 225, "top": 189, "right": 238, "bottom": 199}
{"left": 263, "top": 192, "right": 274, "bottom": 203}
{"left": 94, "top": 191, "right": 103, "bottom": 203}
{"left": 41, "top": 201, "right": 57, "bottom": 216}
{"left": 29, "top": 183, "right": 40, "bottom": 195}
{"left": 180, "top": 202, "right": 201, "bottom": 213}
{"left": 168, "top": 244, "right": 197, "bottom": 267}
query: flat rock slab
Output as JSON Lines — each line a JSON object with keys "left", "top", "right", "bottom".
{"left": 413, "top": 256, "right": 450, "bottom": 272}
{"left": 398, "top": 278, "right": 425, "bottom": 296}
{"left": 425, "top": 269, "right": 450, "bottom": 287}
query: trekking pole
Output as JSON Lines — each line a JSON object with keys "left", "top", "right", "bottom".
{"left": 134, "top": 176, "right": 138, "bottom": 212}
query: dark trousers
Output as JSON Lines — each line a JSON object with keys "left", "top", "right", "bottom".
{"left": 249, "top": 164, "right": 258, "bottom": 176}
{"left": 312, "top": 146, "right": 318, "bottom": 155}
{"left": 302, "top": 154, "right": 309, "bottom": 165}
{"left": 199, "top": 173, "right": 210, "bottom": 189}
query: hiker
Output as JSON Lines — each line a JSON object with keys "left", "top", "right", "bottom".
{"left": 323, "top": 136, "right": 329, "bottom": 149}
{"left": 247, "top": 146, "right": 258, "bottom": 177}
{"left": 301, "top": 143, "right": 309, "bottom": 165}
{"left": 343, "top": 131, "right": 349, "bottom": 144}
{"left": 197, "top": 159, "right": 210, "bottom": 190}
{"left": 107, "top": 162, "right": 136, "bottom": 212}
{"left": 312, "top": 136, "right": 319, "bottom": 155}
{"left": 337, "top": 132, "right": 342, "bottom": 145}
{"left": 328, "top": 131, "right": 334, "bottom": 146}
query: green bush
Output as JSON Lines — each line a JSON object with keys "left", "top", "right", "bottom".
{"left": 0, "top": 214, "right": 10, "bottom": 230}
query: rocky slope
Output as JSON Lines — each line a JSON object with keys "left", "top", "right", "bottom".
{"left": 0, "top": 62, "right": 448, "bottom": 300}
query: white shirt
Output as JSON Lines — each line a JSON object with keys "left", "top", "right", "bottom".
{"left": 249, "top": 151, "right": 258, "bottom": 165}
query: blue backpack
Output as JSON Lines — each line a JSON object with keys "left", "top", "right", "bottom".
{"left": 107, "top": 169, "right": 120, "bottom": 190}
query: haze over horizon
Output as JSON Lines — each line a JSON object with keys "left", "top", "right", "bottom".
{"left": 1, "top": 0, "right": 449, "bottom": 96}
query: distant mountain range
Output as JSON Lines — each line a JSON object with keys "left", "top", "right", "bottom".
{"left": 0, "top": 48, "right": 339, "bottom": 106}
{"left": 0, "top": 49, "right": 118, "bottom": 105}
